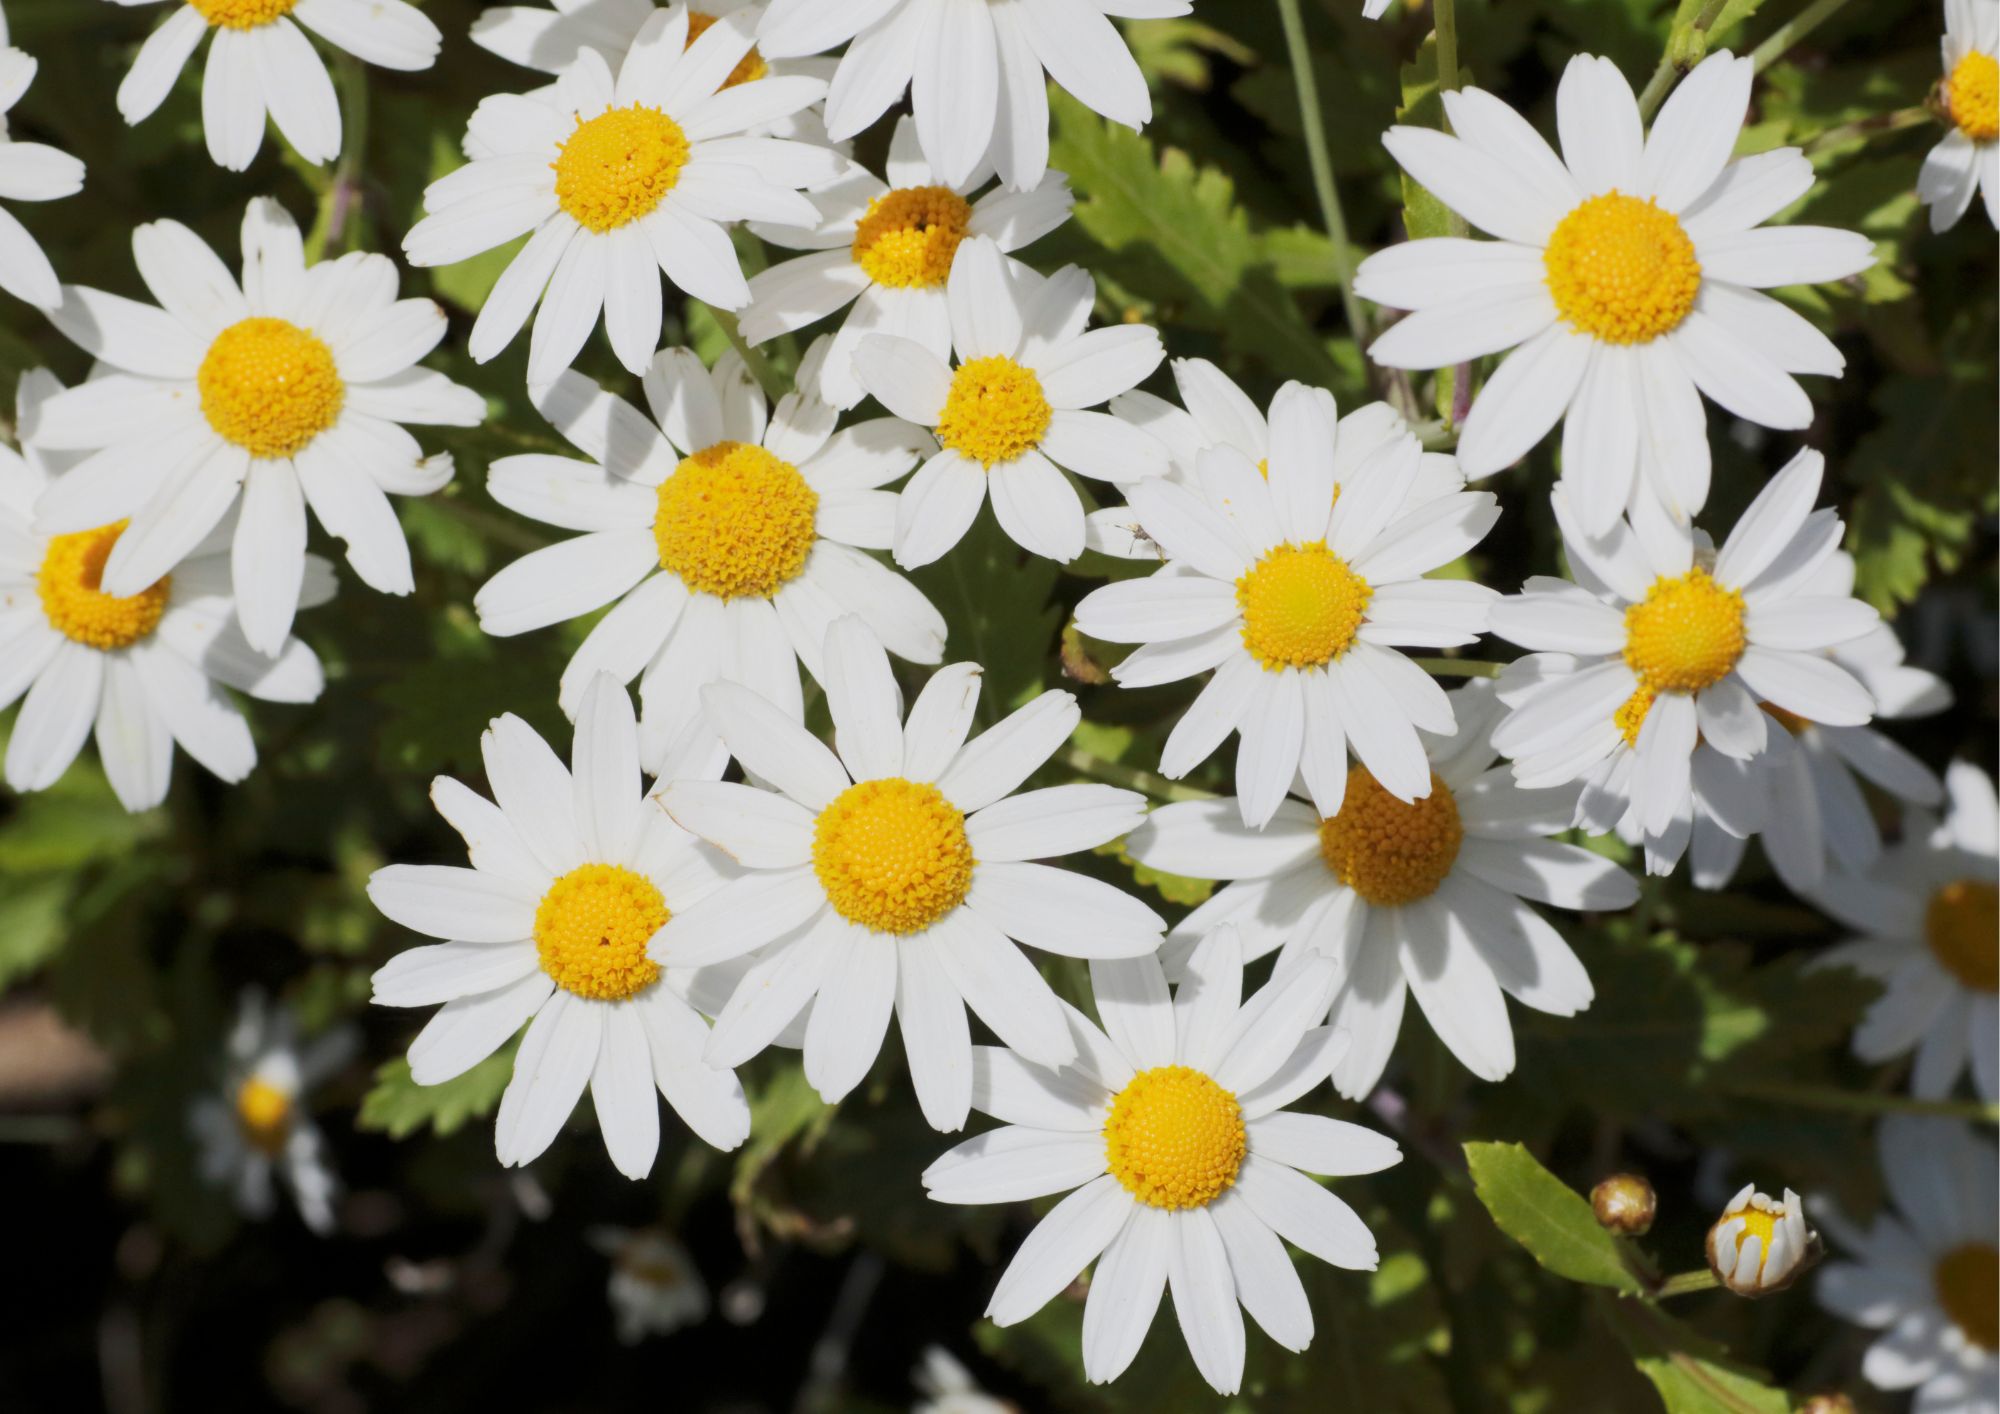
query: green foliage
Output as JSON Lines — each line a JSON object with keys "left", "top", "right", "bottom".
{"left": 358, "top": 1047, "right": 517, "bottom": 1141}
{"left": 1464, "top": 1141, "right": 1645, "bottom": 1293}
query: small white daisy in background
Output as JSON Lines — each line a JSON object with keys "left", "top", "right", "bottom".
{"left": 1812, "top": 762, "right": 1998, "bottom": 1104}
{"left": 924, "top": 928, "right": 1397, "bottom": 1396}
{"left": 741, "top": 115, "right": 1074, "bottom": 409}
{"left": 404, "top": 9, "right": 838, "bottom": 384}
{"left": 757, "top": 0, "right": 1188, "bottom": 192}
{"left": 913, "top": 1346, "right": 1014, "bottom": 1414}
{"left": 110, "top": 0, "right": 441, "bottom": 172}
{"left": 1921, "top": 0, "right": 1999, "bottom": 231}
{"left": 368, "top": 675, "right": 754, "bottom": 1177}
{"left": 473, "top": 342, "right": 945, "bottom": 770}
{"left": 1073, "top": 388, "right": 1498, "bottom": 828}
{"left": 1707, "top": 1184, "right": 1817, "bottom": 1296}
{"left": 852, "top": 236, "right": 1166, "bottom": 567}
{"left": 0, "top": 45, "right": 83, "bottom": 309}
{"left": 588, "top": 1225, "right": 710, "bottom": 1342}
{"left": 33, "top": 197, "right": 483, "bottom": 656}
{"left": 1126, "top": 680, "right": 1633, "bottom": 1099}
{"left": 1816, "top": 1116, "right": 1999, "bottom": 1411}
{"left": 654, "top": 617, "right": 1165, "bottom": 1131}
{"left": 190, "top": 991, "right": 355, "bottom": 1234}
{"left": 1357, "top": 50, "right": 1874, "bottom": 532}
{"left": 1487, "top": 449, "right": 1880, "bottom": 876}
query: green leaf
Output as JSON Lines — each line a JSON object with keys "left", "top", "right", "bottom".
{"left": 0, "top": 875, "right": 72, "bottom": 992}
{"left": 907, "top": 505, "right": 1060, "bottom": 722}
{"left": 1464, "top": 1141, "right": 1644, "bottom": 1293}
{"left": 1600, "top": 1297, "right": 1791, "bottom": 1413}
{"left": 357, "top": 1046, "right": 515, "bottom": 1141}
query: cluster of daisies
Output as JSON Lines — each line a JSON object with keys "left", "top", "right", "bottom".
{"left": 0, "top": 0, "right": 1991, "bottom": 1399}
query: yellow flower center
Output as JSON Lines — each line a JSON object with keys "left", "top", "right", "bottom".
{"left": 811, "top": 778, "right": 975, "bottom": 936}
{"left": 1317, "top": 767, "right": 1463, "bottom": 907}
{"left": 1544, "top": 191, "right": 1702, "bottom": 344}
{"left": 36, "top": 523, "right": 171, "bottom": 650}
{"left": 188, "top": 0, "right": 296, "bottom": 28}
{"left": 1723, "top": 1205, "right": 1781, "bottom": 1276}
{"left": 851, "top": 185, "right": 974, "bottom": 289}
{"left": 1102, "top": 1065, "right": 1246, "bottom": 1211}
{"left": 533, "top": 863, "right": 668, "bottom": 1001}
{"left": 1947, "top": 52, "right": 2000, "bottom": 142}
{"left": 1926, "top": 880, "right": 1999, "bottom": 992}
{"left": 234, "top": 1076, "right": 292, "bottom": 1157}
{"left": 1936, "top": 1243, "right": 2000, "bottom": 1351}
{"left": 553, "top": 105, "right": 691, "bottom": 233}
{"left": 1614, "top": 686, "right": 1656, "bottom": 749}
{"left": 1236, "top": 541, "right": 1372, "bottom": 671}
{"left": 198, "top": 317, "right": 344, "bottom": 460}
{"left": 936, "top": 355, "right": 1050, "bottom": 467}
{"left": 652, "top": 441, "right": 820, "bottom": 600}
{"left": 685, "top": 10, "right": 770, "bottom": 88}
{"left": 1623, "top": 568, "right": 1746, "bottom": 695}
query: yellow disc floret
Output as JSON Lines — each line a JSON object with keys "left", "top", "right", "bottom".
{"left": 534, "top": 863, "right": 669, "bottom": 1001}
{"left": 1937, "top": 1243, "right": 2000, "bottom": 1351}
{"left": 1236, "top": 541, "right": 1372, "bottom": 670}
{"left": 653, "top": 441, "right": 820, "bottom": 600}
{"left": 685, "top": 10, "right": 770, "bottom": 88}
{"left": 198, "top": 317, "right": 344, "bottom": 459}
{"left": 936, "top": 355, "right": 1051, "bottom": 467}
{"left": 812, "top": 778, "right": 975, "bottom": 936}
{"left": 36, "top": 523, "right": 171, "bottom": 650}
{"left": 1614, "top": 685, "right": 1657, "bottom": 748}
{"left": 553, "top": 105, "right": 691, "bottom": 233}
{"left": 1544, "top": 192, "right": 1702, "bottom": 344}
{"left": 1102, "top": 1065, "right": 1246, "bottom": 1210}
{"left": 188, "top": 0, "right": 296, "bottom": 28}
{"left": 1724, "top": 1204, "right": 1781, "bottom": 1277}
{"left": 1317, "top": 767, "right": 1463, "bottom": 907}
{"left": 1623, "top": 568, "right": 1747, "bottom": 695}
{"left": 1947, "top": 52, "right": 2000, "bottom": 142}
{"left": 852, "top": 185, "right": 975, "bottom": 288}
{"left": 1926, "top": 879, "right": 1999, "bottom": 992}
{"left": 234, "top": 1076, "right": 293, "bottom": 1157}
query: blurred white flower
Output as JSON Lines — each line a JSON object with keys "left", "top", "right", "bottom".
{"left": 589, "top": 1225, "right": 710, "bottom": 1343}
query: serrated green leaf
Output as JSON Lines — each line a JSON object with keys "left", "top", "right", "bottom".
{"left": 357, "top": 1045, "right": 515, "bottom": 1141}
{"left": 1464, "top": 1141, "right": 1644, "bottom": 1293}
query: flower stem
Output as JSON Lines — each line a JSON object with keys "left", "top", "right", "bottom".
{"left": 1637, "top": 0, "right": 1730, "bottom": 122}
{"left": 1751, "top": 0, "right": 1861, "bottom": 72}
{"left": 1415, "top": 656, "right": 1505, "bottom": 679}
{"left": 709, "top": 305, "right": 787, "bottom": 403}
{"left": 1434, "top": 0, "right": 1462, "bottom": 93}
{"left": 1060, "top": 747, "right": 1216, "bottom": 803}
{"left": 1655, "top": 1269, "right": 1721, "bottom": 1299}
{"left": 1274, "top": 0, "right": 1368, "bottom": 343}
{"left": 1803, "top": 105, "right": 1933, "bottom": 157}
{"left": 306, "top": 53, "right": 370, "bottom": 261}
{"left": 1717, "top": 1078, "right": 2000, "bottom": 1123}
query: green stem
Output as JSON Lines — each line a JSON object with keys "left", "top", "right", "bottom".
{"left": 1803, "top": 105, "right": 1933, "bottom": 157}
{"left": 305, "top": 53, "right": 369, "bottom": 261}
{"left": 1415, "top": 656, "right": 1505, "bottom": 679}
{"left": 1434, "top": 0, "right": 1461, "bottom": 93}
{"left": 1751, "top": 0, "right": 1860, "bottom": 72}
{"left": 1274, "top": 0, "right": 1368, "bottom": 342}
{"left": 709, "top": 305, "right": 787, "bottom": 403}
{"left": 1060, "top": 747, "right": 1216, "bottom": 803}
{"left": 1637, "top": 0, "right": 1730, "bottom": 122}
{"left": 1655, "top": 1269, "right": 1721, "bottom": 1299}
{"left": 1717, "top": 1078, "right": 2000, "bottom": 1123}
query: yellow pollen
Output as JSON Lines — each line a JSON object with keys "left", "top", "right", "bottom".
{"left": 685, "top": 11, "right": 769, "bottom": 88}
{"left": 1936, "top": 1243, "right": 2000, "bottom": 1351}
{"left": 187, "top": 0, "right": 296, "bottom": 28}
{"left": 936, "top": 355, "right": 1051, "bottom": 467}
{"left": 1947, "top": 52, "right": 2000, "bottom": 141}
{"left": 36, "top": 523, "right": 170, "bottom": 650}
{"left": 234, "top": 1076, "right": 292, "bottom": 1157}
{"left": 653, "top": 441, "right": 819, "bottom": 600}
{"left": 1102, "top": 1065, "right": 1246, "bottom": 1211}
{"left": 1761, "top": 702, "right": 1812, "bottom": 736}
{"left": 1317, "top": 767, "right": 1463, "bottom": 907}
{"left": 533, "top": 863, "right": 668, "bottom": 1001}
{"left": 1615, "top": 686, "right": 1657, "bottom": 749}
{"left": 851, "top": 185, "right": 974, "bottom": 289}
{"left": 198, "top": 317, "right": 344, "bottom": 459}
{"left": 1544, "top": 191, "right": 1702, "bottom": 344}
{"left": 1236, "top": 541, "right": 1372, "bottom": 670}
{"left": 1724, "top": 1205, "right": 1781, "bottom": 1276}
{"left": 812, "top": 778, "right": 975, "bottom": 936}
{"left": 553, "top": 104, "right": 690, "bottom": 233}
{"left": 1623, "top": 569, "right": 1747, "bottom": 695}
{"left": 1926, "top": 880, "right": 1998, "bottom": 992}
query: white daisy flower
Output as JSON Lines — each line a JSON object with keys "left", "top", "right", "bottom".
{"left": 923, "top": 928, "right": 1396, "bottom": 1395}
{"left": 0, "top": 46, "right": 83, "bottom": 309}
{"left": 588, "top": 1225, "right": 710, "bottom": 1342}
{"left": 654, "top": 617, "right": 1166, "bottom": 1131}
{"left": 757, "top": 0, "right": 1190, "bottom": 192}
{"left": 1707, "top": 1184, "right": 1816, "bottom": 1297}
{"left": 111, "top": 0, "right": 441, "bottom": 172}
{"left": 741, "top": 115, "right": 1074, "bottom": 409}
{"left": 851, "top": 236, "right": 1167, "bottom": 567}
{"left": 1356, "top": 50, "right": 1875, "bottom": 533}
{"left": 913, "top": 1347, "right": 1011, "bottom": 1414}
{"left": 1487, "top": 448, "right": 1880, "bottom": 875}
{"left": 1816, "top": 1117, "right": 1999, "bottom": 1412}
{"left": 367, "top": 675, "right": 754, "bottom": 1177}
{"left": 1812, "top": 762, "right": 1998, "bottom": 1104}
{"left": 32, "top": 197, "right": 483, "bottom": 657}
{"left": 1126, "top": 680, "right": 1634, "bottom": 1099}
{"left": 189, "top": 990, "right": 355, "bottom": 1235}
{"left": 404, "top": 8, "right": 838, "bottom": 385}
{"left": 474, "top": 344, "right": 946, "bottom": 771}
{"left": 1922, "top": 0, "right": 1999, "bottom": 231}
{"left": 1073, "top": 387, "right": 1499, "bottom": 828}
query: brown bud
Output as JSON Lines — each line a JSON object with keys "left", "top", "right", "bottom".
{"left": 1591, "top": 1173, "right": 1658, "bottom": 1236}
{"left": 1798, "top": 1395, "right": 1857, "bottom": 1414}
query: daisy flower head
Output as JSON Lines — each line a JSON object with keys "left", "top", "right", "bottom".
{"left": 33, "top": 197, "right": 482, "bottom": 657}
{"left": 404, "top": 7, "right": 839, "bottom": 385}
{"left": 1356, "top": 50, "right": 1875, "bottom": 533}
{"left": 923, "top": 928, "right": 1398, "bottom": 1395}
{"left": 1126, "top": 679, "right": 1634, "bottom": 1099}
{"left": 474, "top": 343, "right": 946, "bottom": 771}
{"left": 851, "top": 236, "right": 1167, "bottom": 567}
{"left": 1922, "top": 0, "right": 1999, "bottom": 231}
{"left": 653, "top": 617, "right": 1167, "bottom": 1131}
{"left": 0, "top": 46, "right": 84, "bottom": 309}
{"left": 741, "top": 115, "right": 1074, "bottom": 409}
{"left": 1074, "top": 385, "right": 1500, "bottom": 829}
{"left": 111, "top": 0, "right": 441, "bottom": 172}
{"left": 589, "top": 1225, "right": 710, "bottom": 1342}
{"left": 367, "top": 675, "right": 753, "bottom": 1177}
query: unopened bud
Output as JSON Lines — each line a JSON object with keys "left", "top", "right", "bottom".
{"left": 1798, "top": 1395, "right": 1856, "bottom": 1414}
{"left": 1591, "top": 1173, "right": 1657, "bottom": 1236}
{"left": 1707, "top": 1185, "right": 1820, "bottom": 1296}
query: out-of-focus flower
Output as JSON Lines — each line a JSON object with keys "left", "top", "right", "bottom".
{"left": 589, "top": 1225, "right": 709, "bottom": 1343}
{"left": 913, "top": 1346, "right": 1013, "bottom": 1414}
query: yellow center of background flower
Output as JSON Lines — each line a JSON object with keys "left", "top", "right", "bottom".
{"left": 1544, "top": 192, "right": 1702, "bottom": 344}
{"left": 1936, "top": 1243, "right": 2000, "bottom": 1350}
{"left": 36, "top": 523, "right": 171, "bottom": 650}
{"left": 685, "top": 10, "right": 770, "bottom": 88}
{"left": 188, "top": 0, "right": 296, "bottom": 28}
{"left": 534, "top": 863, "right": 668, "bottom": 1001}
{"left": 936, "top": 356, "right": 1050, "bottom": 467}
{"left": 1614, "top": 686, "right": 1656, "bottom": 748}
{"left": 851, "top": 185, "right": 974, "bottom": 288}
{"left": 1623, "top": 568, "right": 1746, "bottom": 695}
{"left": 234, "top": 1076, "right": 292, "bottom": 1157}
{"left": 1947, "top": 52, "right": 2000, "bottom": 141}
{"left": 553, "top": 105, "right": 690, "bottom": 233}
{"left": 812, "top": 778, "right": 975, "bottom": 936}
{"left": 1318, "top": 767, "right": 1463, "bottom": 906}
{"left": 1723, "top": 1205, "right": 1780, "bottom": 1276}
{"left": 1926, "top": 879, "right": 1999, "bottom": 991}
{"left": 1236, "top": 541, "right": 1372, "bottom": 670}
{"left": 653, "top": 441, "right": 819, "bottom": 600}
{"left": 198, "top": 316, "right": 344, "bottom": 459}
{"left": 1102, "top": 1064, "right": 1246, "bottom": 1210}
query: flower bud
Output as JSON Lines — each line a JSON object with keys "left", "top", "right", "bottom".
{"left": 1798, "top": 1395, "right": 1856, "bottom": 1414}
{"left": 1706, "top": 1185, "right": 1818, "bottom": 1296}
{"left": 1591, "top": 1173, "right": 1657, "bottom": 1236}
